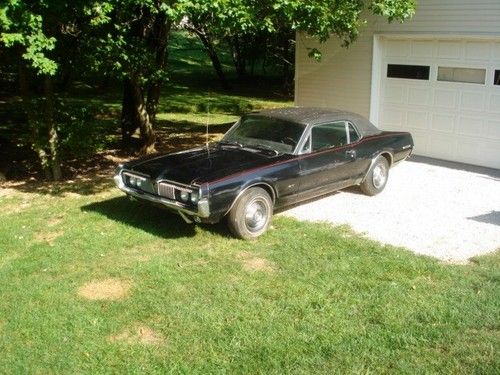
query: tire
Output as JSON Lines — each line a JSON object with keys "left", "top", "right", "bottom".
{"left": 360, "top": 156, "right": 389, "bottom": 196}
{"left": 227, "top": 187, "right": 273, "bottom": 240}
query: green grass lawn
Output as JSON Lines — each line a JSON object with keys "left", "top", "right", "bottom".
{"left": 0, "top": 185, "right": 499, "bottom": 374}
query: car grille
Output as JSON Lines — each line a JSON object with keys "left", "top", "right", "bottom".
{"left": 157, "top": 182, "right": 176, "bottom": 200}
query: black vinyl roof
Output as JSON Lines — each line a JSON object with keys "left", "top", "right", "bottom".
{"left": 249, "top": 107, "right": 382, "bottom": 137}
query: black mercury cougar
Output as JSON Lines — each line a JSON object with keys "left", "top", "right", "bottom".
{"left": 114, "top": 107, "right": 414, "bottom": 239}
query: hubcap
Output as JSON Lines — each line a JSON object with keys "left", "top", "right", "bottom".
{"left": 372, "top": 164, "right": 387, "bottom": 189}
{"left": 244, "top": 198, "right": 268, "bottom": 232}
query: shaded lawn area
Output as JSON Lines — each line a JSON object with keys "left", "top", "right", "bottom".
{"left": 0, "top": 82, "right": 291, "bottom": 183}
{"left": 0, "top": 185, "right": 499, "bottom": 374}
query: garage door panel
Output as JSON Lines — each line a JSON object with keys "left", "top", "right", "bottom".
{"left": 465, "top": 41, "right": 491, "bottom": 61}
{"left": 460, "top": 91, "right": 485, "bottom": 111}
{"left": 485, "top": 120, "right": 500, "bottom": 140}
{"left": 383, "top": 84, "right": 406, "bottom": 104}
{"left": 407, "top": 111, "right": 429, "bottom": 130}
{"left": 457, "top": 116, "right": 484, "bottom": 137}
{"left": 411, "top": 41, "right": 434, "bottom": 59}
{"left": 380, "top": 107, "right": 405, "bottom": 129}
{"left": 481, "top": 141, "right": 500, "bottom": 169}
{"left": 492, "top": 43, "right": 500, "bottom": 62}
{"left": 408, "top": 87, "right": 431, "bottom": 106}
{"left": 437, "top": 41, "right": 462, "bottom": 59}
{"left": 431, "top": 113, "right": 455, "bottom": 133}
{"left": 426, "top": 134, "right": 455, "bottom": 160}
{"left": 456, "top": 137, "right": 481, "bottom": 165}
{"left": 489, "top": 94, "right": 500, "bottom": 113}
{"left": 386, "top": 41, "right": 410, "bottom": 58}
{"left": 434, "top": 89, "right": 458, "bottom": 109}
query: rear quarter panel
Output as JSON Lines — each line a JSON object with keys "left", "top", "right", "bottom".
{"left": 356, "top": 131, "right": 413, "bottom": 169}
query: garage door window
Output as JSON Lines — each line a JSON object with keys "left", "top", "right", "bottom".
{"left": 387, "top": 64, "right": 430, "bottom": 80}
{"left": 494, "top": 70, "right": 500, "bottom": 86}
{"left": 437, "top": 67, "right": 486, "bottom": 84}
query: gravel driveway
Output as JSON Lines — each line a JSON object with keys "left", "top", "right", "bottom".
{"left": 281, "top": 156, "right": 500, "bottom": 262}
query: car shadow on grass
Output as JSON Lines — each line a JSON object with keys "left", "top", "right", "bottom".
{"left": 81, "top": 196, "right": 232, "bottom": 239}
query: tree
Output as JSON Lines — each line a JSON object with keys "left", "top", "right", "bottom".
{"left": 84, "top": 0, "right": 179, "bottom": 154}
{"left": 181, "top": 0, "right": 416, "bottom": 83}
{"left": 0, "top": 0, "right": 83, "bottom": 180}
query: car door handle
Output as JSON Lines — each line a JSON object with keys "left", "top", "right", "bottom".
{"left": 346, "top": 150, "right": 356, "bottom": 159}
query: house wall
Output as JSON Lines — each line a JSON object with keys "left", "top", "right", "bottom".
{"left": 294, "top": 0, "right": 500, "bottom": 118}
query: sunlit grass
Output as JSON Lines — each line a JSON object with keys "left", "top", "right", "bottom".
{"left": 156, "top": 112, "right": 238, "bottom": 126}
{"left": 0, "top": 186, "right": 498, "bottom": 374}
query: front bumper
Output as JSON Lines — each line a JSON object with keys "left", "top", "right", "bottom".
{"left": 113, "top": 172, "right": 210, "bottom": 222}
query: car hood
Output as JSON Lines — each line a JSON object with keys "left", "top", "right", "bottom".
{"left": 124, "top": 146, "right": 287, "bottom": 185}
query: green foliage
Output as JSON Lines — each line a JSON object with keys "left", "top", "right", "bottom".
{"left": 370, "top": 0, "right": 417, "bottom": 22}
{"left": 56, "top": 102, "right": 110, "bottom": 160}
{"left": 82, "top": 0, "right": 182, "bottom": 83}
{"left": 0, "top": 1, "right": 58, "bottom": 75}
{"left": 178, "top": 0, "right": 416, "bottom": 67}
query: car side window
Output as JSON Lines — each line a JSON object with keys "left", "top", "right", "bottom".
{"left": 348, "top": 122, "right": 360, "bottom": 143}
{"left": 311, "top": 121, "right": 348, "bottom": 151}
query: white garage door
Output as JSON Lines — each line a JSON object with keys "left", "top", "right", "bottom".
{"left": 379, "top": 38, "right": 500, "bottom": 169}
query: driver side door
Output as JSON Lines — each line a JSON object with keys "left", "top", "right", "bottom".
{"left": 297, "top": 121, "right": 355, "bottom": 197}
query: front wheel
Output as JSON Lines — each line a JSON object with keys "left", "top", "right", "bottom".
{"left": 227, "top": 187, "right": 273, "bottom": 240}
{"left": 360, "top": 156, "right": 389, "bottom": 196}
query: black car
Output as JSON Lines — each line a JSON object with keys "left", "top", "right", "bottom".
{"left": 114, "top": 107, "right": 414, "bottom": 239}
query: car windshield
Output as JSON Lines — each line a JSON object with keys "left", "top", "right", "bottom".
{"left": 222, "top": 115, "right": 305, "bottom": 154}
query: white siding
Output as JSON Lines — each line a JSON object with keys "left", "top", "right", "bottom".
{"left": 295, "top": 0, "right": 500, "bottom": 118}
{"left": 373, "top": 0, "right": 500, "bottom": 35}
{"left": 295, "top": 31, "right": 374, "bottom": 115}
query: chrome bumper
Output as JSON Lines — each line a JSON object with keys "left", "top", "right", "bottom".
{"left": 113, "top": 173, "right": 210, "bottom": 220}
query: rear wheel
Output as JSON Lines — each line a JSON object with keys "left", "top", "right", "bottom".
{"left": 360, "top": 156, "right": 389, "bottom": 196}
{"left": 227, "top": 187, "right": 273, "bottom": 240}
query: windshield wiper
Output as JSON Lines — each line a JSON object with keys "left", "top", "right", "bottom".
{"left": 219, "top": 140, "right": 243, "bottom": 148}
{"left": 243, "top": 144, "right": 280, "bottom": 155}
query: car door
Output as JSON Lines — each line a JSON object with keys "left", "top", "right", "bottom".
{"left": 344, "top": 121, "right": 371, "bottom": 181}
{"left": 297, "top": 121, "right": 357, "bottom": 197}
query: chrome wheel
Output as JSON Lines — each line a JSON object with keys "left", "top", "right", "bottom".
{"left": 372, "top": 164, "right": 387, "bottom": 189}
{"left": 360, "top": 156, "right": 390, "bottom": 196}
{"left": 244, "top": 197, "right": 269, "bottom": 232}
{"left": 227, "top": 187, "right": 273, "bottom": 239}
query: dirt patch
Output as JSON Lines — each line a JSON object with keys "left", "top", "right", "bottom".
{"left": 77, "top": 278, "right": 131, "bottom": 301}
{"left": 33, "top": 230, "right": 64, "bottom": 246}
{"left": 236, "top": 251, "right": 276, "bottom": 273}
{"left": 47, "top": 215, "right": 64, "bottom": 227}
{"left": 242, "top": 257, "right": 276, "bottom": 273}
{"left": 109, "top": 324, "right": 165, "bottom": 345}
{"left": 236, "top": 250, "right": 254, "bottom": 259}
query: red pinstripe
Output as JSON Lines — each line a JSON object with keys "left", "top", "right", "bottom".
{"left": 205, "top": 132, "right": 409, "bottom": 185}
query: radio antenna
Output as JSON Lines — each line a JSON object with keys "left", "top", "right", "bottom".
{"left": 206, "top": 92, "right": 210, "bottom": 156}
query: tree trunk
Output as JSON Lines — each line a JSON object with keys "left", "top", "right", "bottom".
{"left": 190, "top": 26, "right": 230, "bottom": 90}
{"left": 121, "top": 78, "right": 137, "bottom": 148}
{"left": 130, "top": 76, "right": 156, "bottom": 154}
{"left": 44, "top": 75, "right": 62, "bottom": 181}
{"left": 230, "top": 36, "right": 247, "bottom": 79}
{"left": 146, "top": 17, "right": 172, "bottom": 121}
{"left": 18, "top": 61, "right": 52, "bottom": 179}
